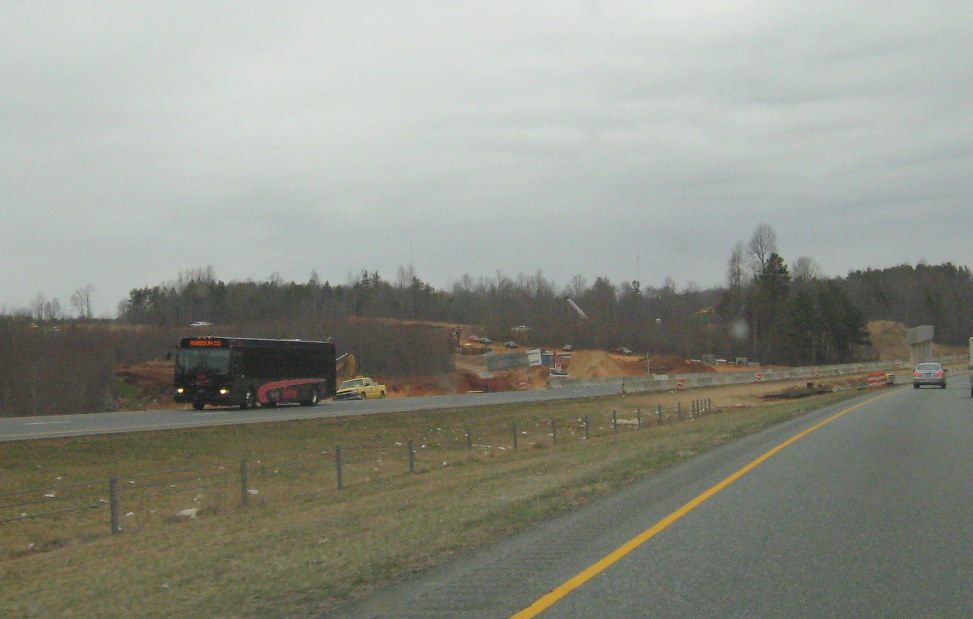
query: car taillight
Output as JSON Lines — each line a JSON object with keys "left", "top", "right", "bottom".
{"left": 914, "top": 371, "right": 921, "bottom": 377}
{"left": 937, "top": 371, "right": 945, "bottom": 376}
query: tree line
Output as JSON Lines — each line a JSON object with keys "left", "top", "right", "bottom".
{"left": 13, "top": 228, "right": 969, "bottom": 366}
{"left": 112, "top": 224, "right": 972, "bottom": 364}
{"left": 0, "top": 320, "right": 163, "bottom": 417}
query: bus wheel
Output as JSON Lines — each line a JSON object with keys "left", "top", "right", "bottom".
{"left": 192, "top": 400, "right": 205, "bottom": 411}
{"left": 241, "top": 388, "right": 255, "bottom": 410}
{"left": 303, "top": 389, "right": 319, "bottom": 407}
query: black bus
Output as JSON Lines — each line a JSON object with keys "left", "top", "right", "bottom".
{"left": 173, "top": 337, "right": 336, "bottom": 410}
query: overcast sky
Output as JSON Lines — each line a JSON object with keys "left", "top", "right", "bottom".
{"left": 3, "top": 1, "right": 971, "bottom": 317}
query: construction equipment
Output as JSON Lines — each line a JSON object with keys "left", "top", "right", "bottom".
{"left": 566, "top": 298, "right": 589, "bottom": 320}
{"left": 336, "top": 353, "right": 358, "bottom": 382}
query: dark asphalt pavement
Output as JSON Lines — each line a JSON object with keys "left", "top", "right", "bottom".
{"left": 0, "top": 385, "right": 619, "bottom": 442}
{"left": 336, "top": 382, "right": 973, "bottom": 617}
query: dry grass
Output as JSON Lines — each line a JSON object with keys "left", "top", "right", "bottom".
{"left": 0, "top": 388, "right": 862, "bottom": 617}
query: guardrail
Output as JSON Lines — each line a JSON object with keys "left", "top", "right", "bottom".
{"left": 548, "top": 357, "right": 966, "bottom": 393}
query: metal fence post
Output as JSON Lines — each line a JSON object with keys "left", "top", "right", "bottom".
{"left": 408, "top": 440, "right": 416, "bottom": 474}
{"left": 612, "top": 410, "right": 618, "bottom": 432}
{"left": 466, "top": 428, "right": 473, "bottom": 451}
{"left": 336, "top": 446, "right": 344, "bottom": 490}
{"left": 637, "top": 408, "right": 642, "bottom": 429}
{"left": 109, "top": 476, "right": 121, "bottom": 535}
{"left": 584, "top": 415, "right": 590, "bottom": 441}
{"left": 512, "top": 423, "right": 519, "bottom": 451}
{"left": 241, "top": 458, "right": 250, "bottom": 507}
{"left": 551, "top": 418, "right": 558, "bottom": 446}
{"left": 657, "top": 405, "right": 663, "bottom": 425}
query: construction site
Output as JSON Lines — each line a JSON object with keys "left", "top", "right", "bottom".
{"left": 113, "top": 318, "right": 955, "bottom": 411}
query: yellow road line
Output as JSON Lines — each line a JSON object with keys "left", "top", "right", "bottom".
{"left": 511, "top": 389, "right": 898, "bottom": 618}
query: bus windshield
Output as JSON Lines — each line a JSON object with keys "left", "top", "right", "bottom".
{"left": 176, "top": 349, "right": 232, "bottom": 375}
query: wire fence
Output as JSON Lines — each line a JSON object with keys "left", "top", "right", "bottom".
{"left": 1, "top": 398, "right": 717, "bottom": 551}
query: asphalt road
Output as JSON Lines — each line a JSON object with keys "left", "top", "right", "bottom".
{"left": 0, "top": 385, "right": 620, "bottom": 442}
{"left": 337, "top": 381, "right": 973, "bottom": 618}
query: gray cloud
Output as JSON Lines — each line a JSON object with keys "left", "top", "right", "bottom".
{"left": 3, "top": 1, "right": 972, "bottom": 315}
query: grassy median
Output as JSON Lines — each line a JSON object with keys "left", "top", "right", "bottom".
{"left": 0, "top": 386, "right": 863, "bottom": 617}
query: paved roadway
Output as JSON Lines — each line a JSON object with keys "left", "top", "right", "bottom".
{"left": 0, "top": 385, "right": 620, "bottom": 442}
{"left": 337, "top": 380, "right": 973, "bottom": 618}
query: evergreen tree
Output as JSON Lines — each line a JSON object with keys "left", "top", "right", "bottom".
{"left": 780, "top": 289, "right": 820, "bottom": 365}
{"left": 818, "top": 281, "right": 871, "bottom": 362}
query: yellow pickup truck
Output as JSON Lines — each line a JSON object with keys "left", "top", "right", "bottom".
{"left": 335, "top": 376, "right": 387, "bottom": 400}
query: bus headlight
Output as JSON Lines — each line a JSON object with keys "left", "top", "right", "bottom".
{"left": 218, "top": 388, "right": 229, "bottom": 395}
{"left": 176, "top": 387, "right": 185, "bottom": 394}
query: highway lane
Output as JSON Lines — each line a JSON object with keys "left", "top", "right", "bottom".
{"left": 339, "top": 381, "right": 973, "bottom": 617}
{"left": 0, "top": 384, "right": 621, "bottom": 442}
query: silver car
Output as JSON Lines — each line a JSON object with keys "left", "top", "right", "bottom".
{"left": 913, "top": 362, "right": 946, "bottom": 389}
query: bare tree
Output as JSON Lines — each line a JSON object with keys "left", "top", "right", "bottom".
{"left": 791, "top": 256, "right": 822, "bottom": 283}
{"left": 30, "top": 293, "right": 62, "bottom": 321}
{"left": 747, "top": 223, "right": 778, "bottom": 277}
{"left": 46, "top": 297, "right": 62, "bottom": 321}
{"left": 396, "top": 265, "right": 416, "bottom": 288}
{"left": 564, "top": 274, "right": 588, "bottom": 299}
{"left": 727, "top": 241, "right": 747, "bottom": 289}
{"left": 71, "top": 285, "right": 95, "bottom": 319}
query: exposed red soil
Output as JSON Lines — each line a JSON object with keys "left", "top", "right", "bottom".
{"left": 116, "top": 359, "right": 178, "bottom": 409}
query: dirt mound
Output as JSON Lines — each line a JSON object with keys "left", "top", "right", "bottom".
{"left": 560, "top": 351, "right": 633, "bottom": 379}
{"left": 383, "top": 373, "right": 476, "bottom": 397}
{"left": 387, "top": 351, "right": 712, "bottom": 396}
{"left": 384, "top": 371, "right": 528, "bottom": 396}
{"left": 865, "top": 320, "right": 910, "bottom": 361}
